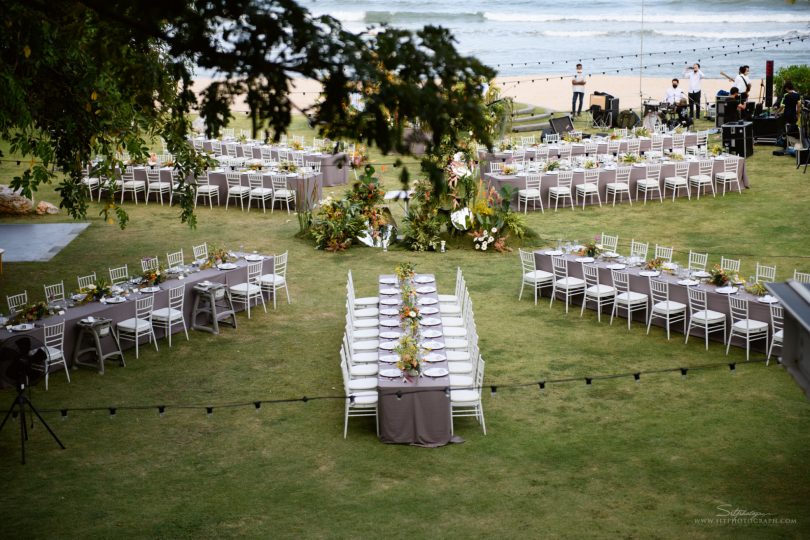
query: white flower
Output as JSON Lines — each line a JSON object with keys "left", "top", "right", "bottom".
{"left": 409, "top": 311, "right": 416, "bottom": 318}
{"left": 475, "top": 244, "right": 480, "bottom": 250}
{"left": 482, "top": 244, "right": 487, "bottom": 251}
{"left": 491, "top": 227, "right": 497, "bottom": 233}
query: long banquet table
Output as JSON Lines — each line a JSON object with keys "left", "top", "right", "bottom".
{"left": 207, "top": 169, "right": 322, "bottom": 209}
{"left": 0, "top": 256, "right": 274, "bottom": 371}
{"left": 375, "top": 274, "right": 459, "bottom": 447}
{"left": 485, "top": 156, "right": 748, "bottom": 210}
{"left": 533, "top": 250, "right": 775, "bottom": 351}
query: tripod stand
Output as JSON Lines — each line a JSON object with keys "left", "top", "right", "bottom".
{"left": 0, "top": 384, "right": 65, "bottom": 464}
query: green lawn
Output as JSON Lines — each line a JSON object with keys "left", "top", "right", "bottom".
{"left": 1, "top": 115, "right": 809, "bottom": 538}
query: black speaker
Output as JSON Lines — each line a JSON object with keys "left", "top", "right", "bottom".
{"left": 549, "top": 115, "right": 575, "bottom": 134}
{"left": 716, "top": 98, "right": 728, "bottom": 127}
{"left": 722, "top": 121, "right": 754, "bottom": 157}
{"left": 606, "top": 98, "right": 620, "bottom": 127}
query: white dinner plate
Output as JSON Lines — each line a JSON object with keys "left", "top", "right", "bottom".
{"left": 420, "top": 306, "right": 439, "bottom": 315}
{"left": 217, "top": 263, "right": 237, "bottom": 270}
{"left": 639, "top": 270, "right": 660, "bottom": 277}
{"left": 416, "top": 286, "right": 437, "bottom": 294}
{"left": 380, "top": 319, "right": 401, "bottom": 327}
{"left": 420, "top": 317, "right": 442, "bottom": 326}
{"left": 104, "top": 296, "right": 126, "bottom": 304}
{"left": 677, "top": 279, "right": 700, "bottom": 286}
{"left": 607, "top": 264, "right": 626, "bottom": 270}
{"left": 167, "top": 266, "right": 184, "bottom": 274}
{"left": 575, "top": 257, "right": 594, "bottom": 263}
{"left": 72, "top": 293, "right": 87, "bottom": 301}
{"left": 380, "top": 368, "right": 402, "bottom": 378}
{"left": 662, "top": 263, "right": 677, "bottom": 271}
{"left": 423, "top": 352, "right": 446, "bottom": 363}
{"left": 244, "top": 255, "right": 264, "bottom": 262}
{"left": 380, "top": 298, "right": 401, "bottom": 306}
{"left": 380, "top": 331, "right": 403, "bottom": 340}
{"left": 379, "top": 355, "right": 399, "bottom": 363}
{"left": 693, "top": 270, "right": 711, "bottom": 278}
{"left": 11, "top": 324, "right": 34, "bottom": 332}
{"left": 380, "top": 288, "right": 400, "bottom": 295}
{"left": 545, "top": 250, "right": 564, "bottom": 256}
{"left": 716, "top": 286, "right": 738, "bottom": 294}
{"left": 602, "top": 251, "right": 619, "bottom": 258}
{"left": 140, "top": 286, "right": 161, "bottom": 293}
{"left": 414, "top": 276, "right": 435, "bottom": 284}
{"left": 379, "top": 277, "right": 397, "bottom": 284}
{"left": 758, "top": 295, "right": 779, "bottom": 304}
{"left": 379, "top": 341, "right": 398, "bottom": 350}
{"left": 380, "top": 308, "right": 399, "bottom": 316}
{"left": 423, "top": 367, "right": 449, "bottom": 378}
{"left": 422, "top": 329, "right": 442, "bottom": 339}
{"left": 418, "top": 298, "right": 438, "bottom": 306}
{"left": 420, "top": 340, "right": 444, "bottom": 350}
{"left": 632, "top": 163, "right": 647, "bottom": 167}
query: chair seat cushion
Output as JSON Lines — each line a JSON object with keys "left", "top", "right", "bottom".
{"left": 439, "top": 303, "right": 462, "bottom": 314}
{"left": 653, "top": 300, "right": 686, "bottom": 313}
{"left": 353, "top": 328, "right": 379, "bottom": 339}
{"left": 576, "top": 183, "right": 598, "bottom": 193}
{"left": 351, "top": 351, "right": 378, "bottom": 363}
{"left": 519, "top": 188, "right": 541, "bottom": 197}
{"left": 122, "top": 180, "right": 145, "bottom": 188}
{"left": 587, "top": 284, "right": 616, "bottom": 297}
{"left": 616, "top": 291, "right": 647, "bottom": 304}
{"left": 355, "top": 307, "right": 379, "bottom": 318}
{"left": 444, "top": 338, "right": 468, "bottom": 349}
{"left": 229, "top": 186, "right": 250, "bottom": 194}
{"left": 732, "top": 319, "right": 768, "bottom": 332}
{"left": 525, "top": 270, "right": 554, "bottom": 282}
{"left": 774, "top": 329, "right": 784, "bottom": 340}
{"left": 260, "top": 274, "right": 286, "bottom": 286}
{"left": 274, "top": 189, "right": 294, "bottom": 198}
{"left": 229, "top": 283, "right": 261, "bottom": 295}
{"left": 152, "top": 307, "right": 184, "bottom": 322}
{"left": 250, "top": 187, "right": 272, "bottom": 196}
{"left": 664, "top": 176, "right": 687, "bottom": 185}
{"left": 450, "top": 389, "right": 479, "bottom": 403}
{"left": 352, "top": 339, "right": 379, "bottom": 351}
{"left": 606, "top": 182, "right": 630, "bottom": 190}
{"left": 449, "top": 374, "right": 473, "bottom": 387}
{"left": 715, "top": 172, "right": 737, "bottom": 181}
{"left": 198, "top": 185, "right": 218, "bottom": 193}
{"left": 446, "top": 350, "right": 470, "bottom": 362}
{"left": 351, "top": 318, "right": 378, "bottom": 329}
{"left": 45, "top": 346, "right": 64, "bottom": 361}
{"left": 448, "top": 362, "right": 473, "bottom": 374}
{"left": 438, "top": 294, "right": 457, "bottom": 303}
{"left": 692, "top": 309, "right": 725, "bottom": 323}
{"left": 349, "top": 363, "right": 378, "bottom": 377}
{"left": 441, "top": 317, "right": 464, "bottom": 327}
{"left": 117, "top": 317, "right": 152, "bottom": 332}
{"left": 555, "top": 277, "right": 585, "bottom": 289}
{"left": 354, "top": 297, "right": 379, "bottom": 306}
{"left": 549, "top": 186, "right": 571, "bottom": 194}
{"left": 149, "top": 181, "right": 171, "bottom": 188}
{"left": 82, "top": 177, "right": 100, "bottom": 186}
{"left": 348, "top": 377, "right": 378, "bottom": 391}
{"left": 349, "top": 392, "right": 378, "bottom": 405}
{"left": 689, "top": 174, "right": 711, "bottom": 184}
{"left": 637, "top": 179, "right": 659, "bottom": 188}
{"left": 443, "top": 327, "right": 467, "bottom": 338}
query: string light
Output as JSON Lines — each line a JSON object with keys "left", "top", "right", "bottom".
{"left": 109, "top": 407, "right": 116, "bottom": 418}
{"left": 206, "top": 406, "right": 213, "bottom": 417}
{"left": 490, "top": 385, "right": 498, "bottom": 396}
{"left": 633, "top": 373, "right": 641, "bottom": 383}
{"left": 538, "top": 381, "right": 546, "bottom": 391}
{"left": 60, "top": 409, "right": 68, "bottom": 420}
{"left": 158, "top": 405, "right": 165, "bottom": 417}
{"left": 680, "top": 368, "right": 689, "bottom": 379}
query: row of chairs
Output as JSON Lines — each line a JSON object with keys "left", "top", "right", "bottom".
{"left": 340, "top": 268, "right": 487, "bottom": 438}
{"left": 515, "top": 158, "right": 741, "bottom": 214}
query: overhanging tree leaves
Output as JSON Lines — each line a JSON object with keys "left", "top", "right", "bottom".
{"left": 0, "top": 0, "right": 495, "bottom": 228}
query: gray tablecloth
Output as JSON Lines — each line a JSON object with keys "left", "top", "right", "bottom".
{"left": 486, "top": 156, "right": 748, "bottom": 210}
{"left": 0, "top": 256, "right": 274, "bottom": 368}
{"left": 208, "top": 170, "right": 322, "bottom": 210}
{"left": 376, "top": 274, "right": 456, "bottom": 447}
{"left": 533, "top": 251, "right": 773, "bottom": 351}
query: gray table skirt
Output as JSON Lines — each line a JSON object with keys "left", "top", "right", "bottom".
{"left": 0, "top": 257, "right": 274, "bottom": 368}
{"left": 533, "top": 251, "right": 773, "bottom": 351}
{"left": 207, "top": 170, "right": 322, "bottom": 210}
{"left": 485, "top": 156, "right": 748, "bottom": 210}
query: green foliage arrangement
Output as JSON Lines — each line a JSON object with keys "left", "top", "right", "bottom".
{"left": 774, "top": 64, "right": 810, "bottom": 97}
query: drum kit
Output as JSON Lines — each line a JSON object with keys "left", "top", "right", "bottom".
{"left": 642, "top": 98, "right": 692, "bottom": 131}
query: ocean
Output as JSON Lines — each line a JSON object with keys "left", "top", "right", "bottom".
{"left": 299, "top": 0, "right": 810, "bottom": 79}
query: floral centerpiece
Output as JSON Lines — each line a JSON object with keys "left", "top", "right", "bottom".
{"left": 141, "top": 264, "right": 166, "bottom": 287}
{"left": 10, "top": 301, "right": 50, "bottom": 324}
{"left": 498, "top": 140, "right": 513, "bottom": 151}
{"left": 674, "top": 126, "right": 686, "bottom": 134}
{"left": 745, "top": 281, "right": 767, "bottom": 296}
{"left": 562, "top": 133, "right": 582, "bottom": 143}
{"left": 350, "top": 146, "right": 368, "bottom": 170}
{"left": 545, "top": 160, "right": 561, "bottom": 171}
{"left": 579, "top": 237, "right": 604, "bottom": 257}
{"left": 669, "top": 152, "right": 685, "bottom": 161}
{"left": 583, "top": 159, "right": 597, "bottom": 169}
{"left": 399, "top": 303, "right": 421, "bottom": 332}
{"left": 317, "top": 142, "right": 334, "bottom": 154}
{"left": 645, "top": 257, "right": 664, "bottom": 271}
{"left": 472, "top": 228, "right": 499, "bottom": 251}
{"left": 501, "top": 165, "right": 517, "bottom": 176}
{"left": 395, "top": 334, "right": 422, "bottom": 376}
{"left": 609, "top": 132, "right": 622, "bottom": 141}
{"left": 247, "top": 162, "right": 263, "bottom": 171}
{"left": 290, "top": 140, "right": 304, "bottom": 151}
{"left": 710, "top": 144, "right": 723, "bottom": 156}
{"left": 395, "top": 262, "right": 416, "bottom": 283}
{"left": 279, "top": 160, "right": 297, "bottom": 173}
{"left": 708, "top": 264, "right": 737, "bottom": 286}
{"left": 200, "top": 246, "right": 234, "bottom": 269}
{"left": 75, "top": 279, "right": 112, "bottom": 304}
{"left": 634, "top": 127, "right": 650, "bottom": 138}
{"left": 620, "top": 153, "right": 644, "bottom": 164}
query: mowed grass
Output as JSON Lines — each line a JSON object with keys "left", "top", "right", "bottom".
{"left": 1, "top": 115, "right": 810, "bottom": 538}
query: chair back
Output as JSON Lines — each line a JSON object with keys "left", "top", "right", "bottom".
{"left": 600, "top": 233, "right": 619, "bottom": 253}
{"left": 7, "top": 291, "right": 28, "bottom": 314}
{"left": 225, "top": 172, "right": 243, "bottom": 189}
{"left": 43, "top": 321, "right": 65, "bottom": 351}
{"left": 650, "top": 137, "right": 664, "bottom": 152}
{"left": 607, "top": 141, "right": 620, "bottom": 155}
{"left": 645, "top": 163, "right": 661, "bottom": 181}
{"left": 583, "top": 264, "right": 600, "bottom": 288}
{"left": 226, "top": 144, "right": 237, "bottom": 158}
{"left": 654, "top": 244, "right": 673, "bottom": 262}
{"left": 259, "top": 147, "right": 273, "bottom": 161}
{"left": 770, "top": 304, "right": 783, "bottom": 334}
{"left": 196, "top": 174, "right": 210, "bottom": 187}
{"left": 614, "top": 127, "right": 628, "bottom": 138}
{"left": 306, "top": 161, "right": 322, "bottom": 173}
{"left": 723, "top": 158, "right": 740, "bottom": 176}
{"left": 167, "top": 250, "right": 184, "bottom": 268}
{"left": 535, "top": 147, "right": 549, "bottom": 160}
{"left": 271, "top": 175, "right": 289, "bottom": 192}
{"left": 551, "top": 255, "right": 569, "bottom": 280}
{"left": 627, "top": 139, "right": 640, "bottom": 155}
{"left": 146, "top": 168, "right": 160, "bottom": 184}
{"left": 720, "top": 257, "right": 741, "bottom": 274}
{"left": 274, "top": 251, "right": 288, "bottom": 278}
{"left": 121, "top": 167, "right": 134, "bottom": 182}
{"left": 698, "top": 159, "right": 713, "bottom": 176}
{"left": 583, "top": 169, "right": 599, "bottom": 184}
{"left": 78, "top": 272, "right": 97, "bottom": 290}
{"left": 246, "top": 261, "right": 263, "bottom": 284}
{"left": 584, "top": 142, "right": 598, "bottom": 156}
{"left": 44, "top": 281, "right": 65, "bottom": 303}
{"left": 489, "top": 162, "right": 504, "bottom": 174}
{"left": 728, "top": 296, "right": 750, "bottom": 323}
{"left": 630, "top": 240, "right": 648, "bottom": 260}
{"left": 672, "top": 161, "right": 689, "bottom": 177}
{"left": 192, "top": 243, "right": 208, "bottom": 261}
{"left": 649, "top": 279, "right": 670, "bottom": 304}
{"left": 558, "top": 145, "right": 572, "bottom": 160}
{"left": 610, "top": 270, "right": 630, "bottom": 293}
{"left": 524, "top": 174, "right": 541, "bottom": 191}
{"left": 521, "top": 135, "right": 536, "bottom": 146}
{"left": 794, "top": 270, "right": 810, "bottom": 284}
{"left": 556, "top": 171, "right": 573, "bottom": 188}
{"left": 545, "top": 133, "right": 560, "bottom": 144}
{"left": 247, "top": 173, "right": 264, "bottom": 190}
{"left": 688, "top": 251, "right": 708, "bottom": 272}
{"left": 614, "top": 166, "right": 631, "bottom": 184}
{"left": 135, "top": 295, "right": 154, "bottom": 320}
{"left": 696, "top": 131, "right": 709, "bottom": 147}
{"left": 109, "top": 265, "right": 129, "bottom": 284}
{"left": 473, "top": 357, "right": 486, "bottom": 397}
{"left": 519, "top": 249, "right": 536, "bottom": 276}
{"left": 211, "top": 140, "right": 222, "bottom": 154}
{"left": 755, "top": 263, "right": 776, "bottom": 283}
{"left": 167, "top": 284, "right": 186, "bottom": 311}
{"left": 141, "top": 256, "right": 159, "bottom": 272}
{"left": 686, "top": 287, "right": 707, "bottom": 314}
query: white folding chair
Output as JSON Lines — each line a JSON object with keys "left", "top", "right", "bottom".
{"left": 727, "top": 296, "right": 768, "bottom": 362}
{"left": 109, "top": 265, "right": 129, "bottom": 285}
{"left": 347, "top": 270, "right": 379, "bottom": 309}
{"left": 260, "top": 251, "right": 291, "bottom": 309}
{"left": 77, "top": 272, "right": 97, "bottom": 290}
{"left": 685, "top": 287, "right": 726, "bottom": 350}
{"left": 600, "top": 233, "right": 619, "bottom": 255}
{"left": 688, "top": 251, "right": 708, "bottom": 272}
{"left": 518, "top": 249, "right": 553, "bottom": 305}
{"left": 340, "top": 354, "right": 378, "bottom": 439}
{"left": 755, "top": 263, "right": 776, "bottom": 283}
{"left": 767, "top": 304, "right": 783, "bottom": 365}
{"left": 636, "top": 163, "right": 662, "bottom": 204}
{"left": 610, "top": 270, "right": 648, "bottom": 329}
{"left": 548, "top": 171, "right": 574, "bottom": 211}
{"left": 225, "top": 172, "right": 249, "bottom": 211}
{"left": 192, "top": 243, "right": 208, "bottom": 262}
{"left": 606, "top": 166, "right": 632, "bottom": 206}
{"left": 120, "top": 167, "right": 145, "bottom": 204}
{"left": 518, "top": 174, "right": 543, "bottom": 214}
{"left": 230, "top": 261, "right": 266, "bottom": 318}
{"left": 688, "top": 159, "right": 715, "bottom": 199}
{"left": 550, "top": 255, "right": 585, "bottom": 313}
{"left": 794, "top": 270, "right": 810, "bottom": 283}
{"left": 140, "top": 256, "right": 159, "bottom": 273}
{"left": 720, "top": 257, "right": 741, "bottom": 275}
{"left": 116, "top": 295, "right": 159, "bottom": 359}
{"left": 450, "top": 357, "right": 486, "bottom": 435}
{"left": 33, "top": 321, "right": 70, "bottom": 390}
{"left": 151, "top": 284, "right": 189, "bottom": 347}
{"left": 581, "top": 264, "right": 615, "bottom": 322}
{"left": 271, "top": 175, "right": 296, "bottom": 214}
{"left": 714, "top": 158, "right": 742, "bottom": 195}
{"left": 647, "top": 279, "right": 686, "bottom": 339}
{"left": 145, "top": 168, "right": 171, "bottom": 205}
{"left": 195, "top": 173, "right": 220, "bottom": 209}
{"left": 654, "top": 245, "right": 673, "bottom": 263}
{"left": 43, "top": 281, "right": 65, "bottom": 304}
{"left": 629, "top": 240, "right": 649, "bottom": 261}
{"left": 575, "top": 169, "right": 602, "bottom": 208}
{"left": 166, "top": 250, "right": 184, "bottom": 269}
{"left": 247, "top": 173, "right": 272, "bottom": 213}
{"left": 663, "top": 161, "right": 690, "bottom": 201}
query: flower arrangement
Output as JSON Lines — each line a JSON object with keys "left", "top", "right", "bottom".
{"left": 76, "top": 279, "right": 112, "bottom": 304}
{"left": 579, "top": 238, "right": 604, "bottom": 257}
{"left": 141, "top": 265, "right": 166, "bottom": 287}
{"left": 395, "top": 262, "right": 417, "bottom": 283}
{"left": 279, "top": 160, "right": 297, "bottom": 173}
{"left": 395, "top": 334, "right": 422, "bottom": 376}
{"left": 350, "top": 146, "right": 368, "bottom": 169}
{"left": 10, "top": 301, "right": 50, "bottom": 324}
{"left": 620, "top": 153, "right": 644, "bottom": 164}
{"left": 472, "top": 228, "right": 498, "bottom": 251}
{"left": 399, "top": 303, "right": 421, "bottom": 333}
{"left": 710, "top": 144, "right": 723, "bottom": 156}
{"left": 164, "top": 159, "right": 175, "bottom": 168}
{"left": 583, "top": 159, "right": 597, "bottom": 169}
{"left": 669, "top": 152, "right": 685, "bottom": 161}
{"left": 501, "top": 165, "right": 517, "bottom": 175}
{"left": 498, "top": 140, "right": 513, "bottom": 151}
{"left": 317, "top": 142, "right": 334, "bottom": 154}
{"left": 744, "top": 281, "right": 767, "bottom": 296}
{"left": 645, "top": 257, "right": 664, "bottom": 271}
{"left": 634, "top": 127, "right": 650, "bottom": 138}
{"left": 609, "top": 133, "right": 622, "bottom": 141}
{"left": 562, "top": 133, "right": 582, "bottom": 143}
{"left": 674, "top": 126, "right": 686, "bottom": 134}
{"left": 545, "top": 160, "right": 561, "bottom": 171}
{"left": 247, "top": 162, "right": 263, "bottom": 171}
{"left": 709, "top": 264, "right": 736, "bottom": 286}
{"left": 290, "top": 140, "right": 304, "bottom": 151}
{"left": 200, "top": 246, "right": 234, "bottom": 269}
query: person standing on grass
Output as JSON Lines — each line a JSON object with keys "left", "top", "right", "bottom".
{"left": 684, "top": 63, "right": 705, "bottom": 119}
{"left": 571, "top": 63, "right": 586, "bottom": 117}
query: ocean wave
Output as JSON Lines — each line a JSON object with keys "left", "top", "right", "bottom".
{"left": 363, "top": 10, "right": 486, "bottom": 24}
{"left": 652, "top": 29, "right": 805, "bottom": 39}
{"left": 540, "top": 31, "right": 610, "bottom": 38}
{"left": 483, "top": 12, "right": 810, "bottom": 24}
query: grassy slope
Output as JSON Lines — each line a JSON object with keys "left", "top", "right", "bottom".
{"left": 0, "top": 114, "right": 809, "bottom": 539}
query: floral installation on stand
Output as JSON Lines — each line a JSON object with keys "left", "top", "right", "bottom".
{"left": 350, "top": 146, "right": 368, "bottom": 170}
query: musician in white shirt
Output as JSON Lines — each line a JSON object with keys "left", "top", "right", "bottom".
{"left": 683, "top": 63, "right": 705, "bottom": 119}
{"left": 663, "top": 79, "right": 686, "bottom": 106}
{"left": 733, "top": 65, "right": 751, "bottom": 102}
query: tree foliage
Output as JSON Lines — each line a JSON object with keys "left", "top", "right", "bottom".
{"left": 0, "top": 0, "right": 495, "bottom": 228}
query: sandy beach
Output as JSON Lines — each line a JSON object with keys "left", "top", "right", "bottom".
{"left": 191, "top": 73, "right": 762, "bottom": 118}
